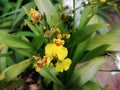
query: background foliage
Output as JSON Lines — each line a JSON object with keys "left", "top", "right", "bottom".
{"left": 0, "top": 0, "right": 120, "bottom": 90}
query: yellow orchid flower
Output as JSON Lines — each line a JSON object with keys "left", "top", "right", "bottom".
{"left": 45, "top": 43, "right": 68, "bottom": 61}
{"left": 53, "top": 28, "right": 61, "bottom": 35}
{"left": 55, "top": 58, "right": 72, "bottom": 72}
{"left": 33, "top": 55, "right": 41, "bottom": 61}
{"left": 33, "top": 56, "right": 42, "bottom": 72}
{"left": 53, "top": 38, "right": 64, "bottom": 46}
{"left": 29, "top": 8, "right": 41, "bottom": 23}
{"left": 42, "top": 55, "right": 52, "bottom": 66}
{"left": 33, "top": 63, "right": 43, "bottom": 72}
{"left": 62, "top": 34, "right": 71, "bottom": 39}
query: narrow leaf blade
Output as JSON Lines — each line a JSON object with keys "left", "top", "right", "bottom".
{"left": 87, "top": 34, "right": 120, "bottom": 51}
{"left": 0, "top": 59, "right": 32, "bottom": 82}
{"left": 40, "top": 67, "right": 64, "bottom": 88}
{"left": 0, "top": 32, "right": 34, "bottom": 49}
{"left": 68, "top": 24, "right": 108, "bottom": 47}
{"left": 34, "top": 0, "right": 58, "bottom": 27}
{"left": 68, "top": 57, "right": 107, "bottom": 86}
{"left": 81, "top": 45, "right": 109, "bottom": 62}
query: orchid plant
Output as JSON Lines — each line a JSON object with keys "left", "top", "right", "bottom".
{"left": 0, "top": 0, "right": 120, "bottom": 90}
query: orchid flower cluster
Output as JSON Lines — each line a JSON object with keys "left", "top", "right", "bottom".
{"left": 29, "top": 8, "right": 71, "bottom": 73}
{"left": 1, "top": 0, "right": 120, "bottom": 90}
{"left": 33, "top": 30, "right": 71, "bottom": 73}
{"left": 33, "top": 36, "right": 72, "bottom": 73}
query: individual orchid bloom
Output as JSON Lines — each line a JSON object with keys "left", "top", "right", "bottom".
{"left": 45, "top": 43, "right": 68, "bottom": 61}
{"left": 53, "top": 38, "right": 65, "bottom": 46}
{"left": 51, "top": 28, "right": 61, "bottom": 38}
{"left": 62, "top": 34, "right": 71, "bottom": 39}
{"left": 53, "top": 28, "right": 61, "bottom": 35}
{"left": 33, "top": 62, "right": 43, "bottom": 72}
{"left": 33, "top": 55, "right": 41, "bottom": 61}
{"left": 44, "top": 28, "right": 61, "bottom": 38}
{"left": 33, "top": 56, "right": 43, "bottom": 72}
{"left": 52, "top": 28, "right": 71, "bottom": 39}
{"left": 56, "top": 34, "right": 62, "bottom": 39}
{"left": 42, "top": 55, "right": 52, "bottom": 66}
{"left": 29, "top": 8, "right": 41, "bottom": 23}
{"left": 55, "top": 58, "right": 72, "bottom": 72}
{"left": 33, "top": 60, "right": 43, "bottom": 72}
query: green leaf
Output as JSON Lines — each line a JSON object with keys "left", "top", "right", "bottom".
{"left": 15, "top": 0, "right": 23, "bottom": 9}
{"left": 87, "top": 15, "right": 109, "bottom": 34}
{"left": 113, "top": 6, "right": 120, "bottom": 14}
{"left": 68, "top": 57, "right": 107, "bottom": 87}
{"left": 0, "top": 32, "right": 35, "bottom": 57}
{"left": 0, "top": 58, "right": 32, "bottom": 84}
{"left": 0, "top": 21, "right": 12, "bottom": 28}
{"left": 0, "top": 9, "right": 20, "bottom": 18}
{"left": 108, "top": 24, "right": 120, "bottom": 34}
{"left": 81, "top": 80, "right": 101, "bottom": 90}
{"left": 97, "top": 16, "right": 109, "bottom": 34}
{"left": 33, "top": 35, "right": 45, "bottom": 50}
{"left": 87, "top": 34, "right": 120, "bottom": 51}
{"left": 34, "top": 0, "right": 64, "bottom": 31}
{"left": 68, "top": 24, "right": 108, "bottom": 47}
{"left": 1, "top": 0, "right": 12, "bottom": 14}
{"left": 34, "top": 0, "right": 59, "bottom": 27}
{"left": 87, "top": 15, "right": 99, "bottom": 25}
{"left": 13, "top": 48, "right": 35, "bottom": 57}
{"left": 72, "top": 39, "right": 90, "bottom": 65}
{"left": 53, "top": 84, "right": 61, "bottom": 90}
{"left": 16, "top": 31, "right": 36, "bottom": 37}
{"left": 14, "top": 51, "right": 24, "bottom": 62}
{"left": 27, "top": 24, "right": 41, "bottom": 36}
{"left": 97, "top": 9, "right": 113, "bottom": 22}
{"left": 0, "top": 32, "right": 34, "bottom": 49}
{"left": 78, "top": 5, "right": 91, "bottom": 30}
{"left": 81, "top": 45, "right": 109, "bottom": 62}
{"left": 0, "top": 46, "right": 8, "bottom": 73}
{"left": 66, "top": 39, "right": 90, "bottom": 80}
{"left": 12, "top": 2, "right": 35, "bottom": 27}
{"left": 6, "top": 57, "right": 15, "bottom": 67}
{"left": 39, "top": 67, "right": 64, "bottom": 88}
